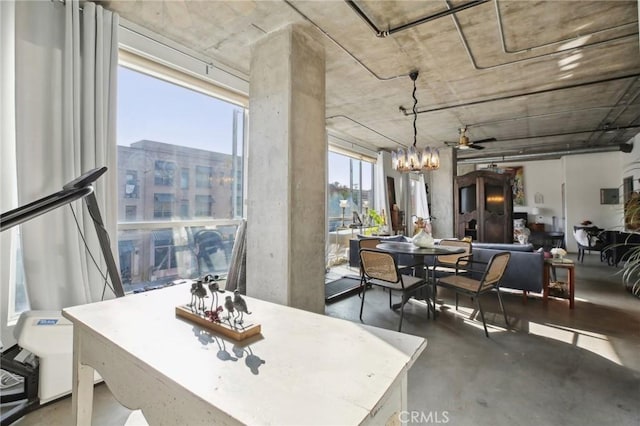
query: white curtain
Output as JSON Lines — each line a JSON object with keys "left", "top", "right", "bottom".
{"left": 415, "top": 174, "right": 431, "bottom": 235}
{"left": 1, "top": 0, "right": 19, "bottom": 346}
{"left": 14, "top": 0, "right": 119, "bottom": 309}
{"left": 374, "top": 152, "right": 389, "bottom": 218}
{"left": 416, "top": 174, "right": 430, "bottom": 220}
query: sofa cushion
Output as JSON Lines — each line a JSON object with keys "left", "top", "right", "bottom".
{"left": 472, "top": 242, "right": 534, "bottom": 252}
{"left": 357, "top": 234, "right": 406, "bottom": 242}
{"left": 350, "top": 235, "right": 410, "bottom": 268}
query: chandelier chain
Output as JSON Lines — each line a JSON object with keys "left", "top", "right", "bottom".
{"left": 412, "top": 77, "right": 418, "bottom": 148}
{"left": 391, "top": 70, "right": 440, "bottom": 172}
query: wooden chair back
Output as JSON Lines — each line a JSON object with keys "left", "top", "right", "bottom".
{"left": 481, "top": 252, "right": 511, "bottom": 289}
{"left": 360, "top": 249, "right": 399, "bottom": 284}
{"left": 436, "top": 239, "right": 472, "bottom": 267}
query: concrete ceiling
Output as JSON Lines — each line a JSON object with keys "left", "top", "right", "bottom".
{"left": 103, "top": 0, "right": 640, "bottom": 164}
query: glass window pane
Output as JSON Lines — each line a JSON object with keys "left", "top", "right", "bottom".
{"left": 117, "top": 65, "right": 245, "bottom": 292}
{"left": 327, "top": 151, "right": 375, "bottom": 268}
{"left": 8, "top": 228, "right": 29, "bottom": 320}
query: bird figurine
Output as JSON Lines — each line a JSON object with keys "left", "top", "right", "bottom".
{"left": 233, "top": 289, "right": 251, "bottom": 324}
{"left": 188, "top": 282, "right": 199, "bottom": 308}
{"left": 190, "top": 280, "right": 207, "bottom": 313}
{"left": 204, "top": 274, "right": 224, "bottom": 311}
{"left": 224, "top": 295, "right": 235, "bottom": 322}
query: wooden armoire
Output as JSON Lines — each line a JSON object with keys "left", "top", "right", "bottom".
{"left": 454, "top": 170, "right": 514, "bottom": 243}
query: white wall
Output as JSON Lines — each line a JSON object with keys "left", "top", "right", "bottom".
{"left": 477, "top": 160, "right": 564, "bottom": 230}
{"left": 477, "top": 151, "right": 633, "bottom": 253}
{"left": 622, "top": 133, "right": 640, "bottom": 193}
{"left": 563, "top": 151, "right": 625, "bottom": 251}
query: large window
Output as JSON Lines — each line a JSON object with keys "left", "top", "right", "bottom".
{"left": 327, "top": 151, "right": 374, "bottom": 267}
{"left": 125, "top": 170, "right": 139, "bottom": 198}
{"left": 154, "top": 160, "right": 176, "bottom": 186}
{"left": 153, "top": 230, "right": 178, "bottom": 271}
{"left": 327, "top": 151, "right": 374, "bottom": 231}
{"left": 117, "top": 64, "right": 245, "bottom": 291}
{"left": 196, "top": 166, "right": 213, "bottom": 188}
{"left": 195, "top": 195, "right": 214, "bottom": 217}
{"left": 180, "top": 168, "right": 189, "bottom": 190}
{"left": 153, "top": 193, "right": 175, "bottom": 218}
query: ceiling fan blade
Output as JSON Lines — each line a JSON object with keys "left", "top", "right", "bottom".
{"left": 469, "top": 144, "right": 485, "bottom": 150}
{"left": 473, "top": 137, "right": 497, "bottom": 144}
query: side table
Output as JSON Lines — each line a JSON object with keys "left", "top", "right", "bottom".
{"left": 543, "top": 258, "right": 575, "bottom": 309}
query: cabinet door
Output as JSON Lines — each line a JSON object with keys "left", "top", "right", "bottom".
{"left": 456, "top": 183, "right": 477, "bottom": 239}
{"left": 483, "top": 180, "right": 510, "bottom": 243}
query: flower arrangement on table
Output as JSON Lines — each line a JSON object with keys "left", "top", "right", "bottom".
{"left": 550, "top": 247, "right": 567, "bottom": 260}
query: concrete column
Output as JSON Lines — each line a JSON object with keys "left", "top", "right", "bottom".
{"left": 429, "top": 147, "right": 457, "bottom": 238}
{"left": 246, "top": 23, "right": 326, "bottom": 313}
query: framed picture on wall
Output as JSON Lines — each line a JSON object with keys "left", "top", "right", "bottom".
{"left": 600, "top": 188, "right": 619, "bottom": 204}
{"left": 504, "top": 166, "right": 525, "bottom": 206}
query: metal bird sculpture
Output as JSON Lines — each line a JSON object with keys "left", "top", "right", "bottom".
{"left": 233, "top": 289, "right": 251, "bottom": 324}
{"left": 224, "top": 295, "right": 235, "bottom": 322}
{"left": 190, "top": 280, "right": 207, "bottom": 313}
{"left": 203, "top": 274, "right": 224, "bottom": 311}
{"left": 189, "top": 282, "right": 199, "bottom": 308}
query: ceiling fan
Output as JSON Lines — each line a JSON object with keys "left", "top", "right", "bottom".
{"left": 444, "top": 127, "right": 496, "bottom": 150}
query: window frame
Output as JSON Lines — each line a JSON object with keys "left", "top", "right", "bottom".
{"left": 116, "top": 47, "right": 249, "bottom": 293}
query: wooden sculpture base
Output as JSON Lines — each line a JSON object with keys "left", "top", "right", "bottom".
{"left": 175, "top": 305, "right": 261, "bottom": 341}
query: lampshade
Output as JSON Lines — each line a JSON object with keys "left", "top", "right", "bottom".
{"left": 531, "top": 207, "right": 540, "bottom": 215}
{"left": 339, "top": 199, "right": 348, "bottom": 208}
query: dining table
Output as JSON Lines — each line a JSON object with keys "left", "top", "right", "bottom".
{"left": 376, "top": 241, "right": 466, "bottom": 258}
{"left": 375, "top": 241, "right": 465, "bottom": 312}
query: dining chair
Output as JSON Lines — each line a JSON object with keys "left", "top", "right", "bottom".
{"left": 357, "top": 238, "right": 382, "bottom": 294}
{"left": 573, "top": 225, "right": 605, "bottom": 263}
{"left": 431, "top": 239, "right": 473, "bottom": 278}
{"left": 436, "top": 251, "right": 511, "bottom": 337}
{"left": 429, "top": 239, "right": 472, "bottom": 317}
{"left": 359, "top": 248, "right": 429, "bottom": 331}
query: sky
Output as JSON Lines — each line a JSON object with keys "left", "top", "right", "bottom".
{"left": 117, "top": 67, "right": 242, "bottom": 155}
{"left": 117, "top": 66, "right": 369, "bottom": 187}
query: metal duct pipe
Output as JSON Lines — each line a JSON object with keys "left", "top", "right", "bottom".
{"left": 457, "top": 145, "right": 629, "bottom": 164}
{"left": 346, "top": 0, "right": 489, "bottom": 38}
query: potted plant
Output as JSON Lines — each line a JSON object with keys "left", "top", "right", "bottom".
{"left": 620, "top": 192, "right": 640, "bottom": 298}
{"left": 364, "top": 209, "right": 385, "bottom": 235}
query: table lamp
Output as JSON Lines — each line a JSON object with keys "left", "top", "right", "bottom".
{"left": 339, "top": 199, "right": 348, "bottom": 227}
{"left": 531, "top": 207, "right": 542, "bottom": 223}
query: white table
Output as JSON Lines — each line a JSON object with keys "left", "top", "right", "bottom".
{"left": 62, "top": 284, "right": 427, "bottom": 425}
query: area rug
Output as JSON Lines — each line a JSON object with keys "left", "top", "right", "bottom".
{"left": 325, "top": 276, "right": 362, "bottom": 303}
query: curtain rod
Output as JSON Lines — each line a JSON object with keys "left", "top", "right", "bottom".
{"left": 52, "top": 0, "right": 248, "bottom": 83}
{"left": 118, "top": 22, "right": 249, "bottom": 84}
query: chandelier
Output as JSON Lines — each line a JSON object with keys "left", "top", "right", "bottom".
{"left": 392, "top": 71, "right": 440, "bottom": 172}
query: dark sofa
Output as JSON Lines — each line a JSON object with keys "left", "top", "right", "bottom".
{"left": 349, "top": 236, "right": 543, "bottom": 294}
{"left": 471, "top": 242, "right": 544, "bottom": 293}
{"left": 348, "top": 235, "right": 413, "bottom": 268}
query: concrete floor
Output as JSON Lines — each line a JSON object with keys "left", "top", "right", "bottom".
{"left": 13, "top": 253, "right": 640, "bottom": 426}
